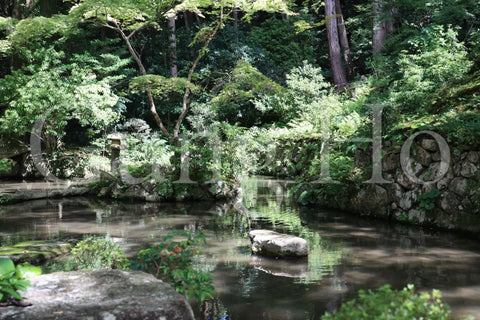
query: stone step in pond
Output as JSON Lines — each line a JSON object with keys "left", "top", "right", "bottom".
{"left": 0, "top": 241, "right": 72, "bottom": 264}
{"left": 0, "top": 270, "right": 195, "bottom": 320}
{"left": 249, "top": 229, "right": 308, "bottom": 258}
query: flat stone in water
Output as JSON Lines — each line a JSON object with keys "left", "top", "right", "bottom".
{"left": 249, "top": 229, "right": 308, "bottom": 258}
{"left": 0, "top": 241, "right": 72, "bottom": 264}
{"left": 0, "top": 270, "right": 195, "bottom": 320}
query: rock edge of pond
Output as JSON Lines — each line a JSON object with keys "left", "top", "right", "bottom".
{"left": 0, "top": 269, "right": 195, "bottom": 320}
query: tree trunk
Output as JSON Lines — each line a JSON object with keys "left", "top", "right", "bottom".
{"left": 39, "top": 0, "right": 59, "bottom": 17}
{"left": 233, "top": 8, "right": 238, "bottom": 30}
{"left": 12, "top": 0, "right": 34, "bottom": 19}
{"left": 325, "top": 0, "right": 347, "bottom": 90}
{"left": 334, "top": 0, "right": 353, "bottom": 79}
{"left": 168, "top": 11, "right": 178, "bottom": 77}
{"left": 184, "top": 12, "right": 194, "bottom": 58}
{"left": 114, "top": 25, "right": 171, "bottom": 141}
{"left": 372, "top": 0, "right": 396, "bottom": 54}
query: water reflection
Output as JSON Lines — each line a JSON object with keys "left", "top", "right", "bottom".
{"left": 0, "top": 178, "right": 479, "bottom": 319}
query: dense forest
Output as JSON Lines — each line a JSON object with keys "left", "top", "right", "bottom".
{"left": 1, "top": 0, "right": 479, "bottom": 186}
{"left": 0, "top": 0, "right": 480, "bottom": 319}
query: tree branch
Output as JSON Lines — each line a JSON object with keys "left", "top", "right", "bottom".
{"left": 173, "top": 9, "right": 231, "bottom": 141}
{"left": 109, "top": 21, "right": 172, "bottom": 140}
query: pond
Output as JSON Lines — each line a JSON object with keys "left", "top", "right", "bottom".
{"left": 1, "top": 178, "right": 480, "bottom": 319}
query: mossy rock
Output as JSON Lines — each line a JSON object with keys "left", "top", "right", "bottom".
{"left": 0, "top": 241, "right": 72, "bottom": 264}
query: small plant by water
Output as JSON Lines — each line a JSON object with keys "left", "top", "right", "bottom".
{"left": 131, "top": 230, "right": 214, "bottom": 302}
{"left": 71, "top": 236, "right": 130, "bottom": 270}
{"left": 418, "top": 189, "right": 441, "bottom": 211}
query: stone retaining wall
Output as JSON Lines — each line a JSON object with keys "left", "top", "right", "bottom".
{"left": 317, "top": 135, "right": 480, "bottom": 233}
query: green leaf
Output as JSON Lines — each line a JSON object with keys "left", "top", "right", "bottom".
{"left": 16, "top": 263, "right": 42, "bottom": 279}
{"left": 0, "top": 258, "right": 15, "bottom": 279}
{"left": 1, "top": 287, "right": 22, "bottom": 300}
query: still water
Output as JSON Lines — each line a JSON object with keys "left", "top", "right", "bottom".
{"left": 1, "top": 178, "right": 480, "bottom": 319}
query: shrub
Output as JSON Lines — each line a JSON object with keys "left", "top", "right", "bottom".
{"left": 0, "top": 158, "right": 12, "bottom": 173}
{"left": 119, "top": 132, "right": 173, "bottom": 179}
{"left": 390, "top": 25, "right": 472, "bottom": 114}
{"left": 71, "top": 236, "right": 130, "bottom": 270}
{"left": 321, "top": 284, "right": 472, "bottom": 320}
{"left": 211, "top": 61, "right": 284, "bottom": 127}
{"left": 131, "top": 231, "right": 214, "bottom": 302}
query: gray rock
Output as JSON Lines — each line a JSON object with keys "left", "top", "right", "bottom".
{"left": 408, "top": 209, "right": 425, "bottom": 223}
{"left": 414, "top": 146, "right": 432, "bottom": 167}
{"left": 449, "top": 177, "right": 468, "bottom": 197}
{"left": 420, "top": 139, "right": 438, "bottom": 151}
{"left": 440, "top": 191, "right": 460, "bottom": 214}
{"left": 467, "top": 151, "right": 480, "bottom": 164}
{"left": 0, "top": 270, "right": 195, "bottom": 320}
{"left": 354, "top": 185, "right": 390, "bottom": 216}
{"left": 421, "top": 182, "right": 436, "bottom": 194}
{"left": 145, "top": 194, "right": 161, "bottom": 202}
{"left": 431, "top": 151, "right": 442, "bottom": 162}
{"left": 421, "top": 139, "right": 438, "bottom": 152}
{"left": 388, "top": 183, "right": 403, "bottom": 202}
{"left": 461, "top": 198, "right": 474, "bottom": 213}
{"left": 460, "top": 161, "right": 478, "bottom": 178}
{"left": 418, "top": 162, "right": 441, "bottom": 183}
{"left": 436, "top": 167, "right": 455, "bottom": 191}
{"left": 399, "top": 191, "right": 414, "bottom": 210}
{"left": 249, "top": 230, "right": 308, "bottom": 258}
{"left": 397, "top": 173, "right": 415, "bottom": 190}
{"left": 382, "top": 153, "right": 398, "bottom": 172}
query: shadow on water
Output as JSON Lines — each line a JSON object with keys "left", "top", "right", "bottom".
{"left": 1, "top": 177, "right": 480, "bottom": 319}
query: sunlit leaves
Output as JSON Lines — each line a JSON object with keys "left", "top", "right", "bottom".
{"left": 130, "top": 75, "right": 200, "bottom": 98}
{"left": 0, "top": 49, "right": 124, "bottom": 138}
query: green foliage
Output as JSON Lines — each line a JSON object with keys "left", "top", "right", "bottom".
{"left": 119, "top": 128, "right": 173, "bottom": 178}
{"left": 0, "top": 48, "right": 126, "bottom": 139}
{"left": 321, "top": 284, "right": 459, "bottom": 320}
{"left": 0, "top": 258, "right": 40, "bottom": 302}
{"left": 0, "top": 159, "right": 13, "bottom": 173}
{"left": 130, "top": 75, "right": 200, "bottom": 99}
{"left": 154, "top": 179, "right": 174, "bottom": 198}
{"left": 247, "top": 14, "right": 319, "bottom": 79}
{"left": 9, "top": 15, "right": 74, "bottom": 57}
{"left": 71, "top": 236, "right": 130, "bottom": 270}
{"left": 418, "top": 189, "right": 441, "bottom": 211}
{"left": 0, "top": 194, "right": 11, "bottom": 205}
{"left": 389, "top": 25, "right": 472, "bottom": 114}
{"left": 15, "top": 263, "right": 42, "bottom": 280}
{"left": 131, "top": 231, "right": 214, "bottom": 302}
{"left": 212, "top": 60, "right": 284, "bottom": 127}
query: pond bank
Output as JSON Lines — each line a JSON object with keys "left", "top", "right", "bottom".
{"left": 0, "top": 172, "right": 238, "bottom": 204}
{"left": 309, "top": 143, "right": 480, "bottom": 235}
{"left": 0, "top": 270, "right": 195, "bottom": 320}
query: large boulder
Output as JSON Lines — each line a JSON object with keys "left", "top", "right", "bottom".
{"left": 0, "top": 270, "right": 195, "bottom": 320}
{"left": 249, "top": 230, "right": 308, "bottom": 258}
